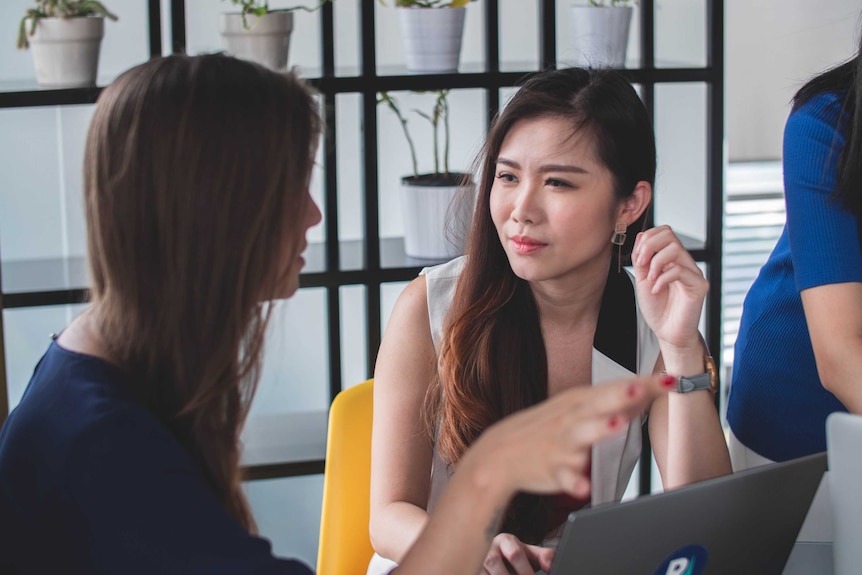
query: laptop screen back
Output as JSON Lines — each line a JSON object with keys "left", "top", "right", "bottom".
{"left": 827, "top": 412, "right": 862, "bottom": 575}
{"left": 549, "top": 452, "right": 827, "bottom": 575}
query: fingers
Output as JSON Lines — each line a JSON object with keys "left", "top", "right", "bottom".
{"left": 531, "top": 545, "right": 556, "bottom": 573}
{"left": 483, "top": 535, "right": 526, "bottom": 575}
{"left": 545, "top": 375, "right": 672, "bottom": 495}
{"left": 474, "top": 375, "right": 672, "bottom": 499}
{"left": 561, "top": 374, "right": 670, "bottom": 423}
{"left": 631, "top": 226, "right": 707, "bottom": 293}
{"left": 484, "top": 535, "right": 553, "bottom": 575}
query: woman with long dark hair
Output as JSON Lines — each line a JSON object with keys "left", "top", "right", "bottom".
{"left": 728, "top": 30, "right": 862, "bottom": 536}
{"left": 369, "top": 67, "right": 731, "bottom": 575}
{"left": 0, "top": 54, "right": 670, "bottom": 575}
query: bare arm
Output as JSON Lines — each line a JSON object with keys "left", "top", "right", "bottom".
{"left": 801, "top": 282, "right": 862, "bottom": 413}
{"left": 633, "top": 226, "right": 731, "bottom": 489}
{"left": 649, "top": 353, "right": 730, "bottom": 489}
{"left": 368, "top": 276, "right": 438, "bottom": 562}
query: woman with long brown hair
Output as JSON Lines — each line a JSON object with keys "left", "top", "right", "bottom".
{"left": 369, "top": 67, "right": 731, "bottom": 575}
{"left": 0, "top": 54, "right": 670, "bottom": 574}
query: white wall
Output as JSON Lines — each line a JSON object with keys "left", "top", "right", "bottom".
{"left": 727, "top": 0, "right": 860, "bottom": 162}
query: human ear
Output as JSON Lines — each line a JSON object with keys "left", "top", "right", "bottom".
{"left": 617, "top": 181, "right": 652, "bottom": 225}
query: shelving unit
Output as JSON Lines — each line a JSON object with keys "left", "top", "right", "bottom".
{"left": 0, "top": 0, "right": 724, "bottom": 491}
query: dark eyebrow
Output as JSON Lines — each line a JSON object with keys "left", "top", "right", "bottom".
{"left": 496, "top": 157, "right": 589, "bottom": 175}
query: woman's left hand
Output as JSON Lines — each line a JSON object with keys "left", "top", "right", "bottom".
{"left": 631, "top": 225, "right": 708, "bottom": 349}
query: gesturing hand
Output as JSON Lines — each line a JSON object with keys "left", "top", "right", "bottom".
{"left": 398, "top": 375, "right": 671, "bottom": 575}
{"left": 631, "top": 225, "right": 708, "bottom": 350}
{"left": 464, "top": 374, "right": 671, "bottom": 504}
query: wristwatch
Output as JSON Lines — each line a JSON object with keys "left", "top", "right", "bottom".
{"left": 672, "top": 355, "right": 718, "bottom": 394}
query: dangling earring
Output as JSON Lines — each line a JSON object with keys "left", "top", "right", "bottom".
{"left": 611, "top": 222, "right": 627, "bottom": 273}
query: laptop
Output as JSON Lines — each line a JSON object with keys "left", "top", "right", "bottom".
{"left": 549, "top": 452, "right": 827, "bottom": 575}
{"left": 827, "top": 412, "right": 862, "bottom": 575}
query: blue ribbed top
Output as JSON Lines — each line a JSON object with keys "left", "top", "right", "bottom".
{"left": 727, "top": 91, "right": 862, "bottom": 461}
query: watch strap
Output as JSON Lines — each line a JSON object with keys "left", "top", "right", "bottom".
{"left": 675, "top": 372, "right": 713, "bottom": 393}
{"left": 670, "top": 355, "right": 718, "bottom": 393}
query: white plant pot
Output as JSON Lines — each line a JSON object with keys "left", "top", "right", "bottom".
{"left": 219, "top": 12, "right": 294, "bottom": 71}
{"left": 27, "top": 17, "right": 104, "bottom": 88}
{"left": 569, "top": 5, "right": 633, "bottom": 68}
{"left": 401, "top": 177, "right": 475, "bottom": 260}
{"left": 397, "top": 7, "right": 466, "bottom": 74}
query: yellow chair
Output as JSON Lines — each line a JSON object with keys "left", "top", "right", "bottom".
{"left": 317, "top": 379, "right": 375, "bottom": 575}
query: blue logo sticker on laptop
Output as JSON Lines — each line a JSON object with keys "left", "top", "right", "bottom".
{"left": 652, "top": 545, "right": 708, "bottom": 575}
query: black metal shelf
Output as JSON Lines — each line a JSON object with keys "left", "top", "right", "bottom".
{"left": 0, "top": 0, "right": 725, "bottom": 489}
{"left": 0, "top": 233, "right": 708, "bottom": 308}
{"left": 0, "top": 238, "right": 452, "bottom": 308}
{"left": 0, "top": 66, "right": 715, "bottom": 109}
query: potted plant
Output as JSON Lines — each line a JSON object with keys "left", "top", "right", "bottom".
{"left": 569, "top": 0, "right": 634, "bottom": 68}
{"left": 16, "top": 0, "right": 118, "bottom": 88}
{"left": 379, "top": 90, "right": 475, "bottom": 260}
{"left": 219, "top": 0, "right": 331, "bottom": 71}
{"left": 384, "top": 0, "right": 473, "bottom": 74}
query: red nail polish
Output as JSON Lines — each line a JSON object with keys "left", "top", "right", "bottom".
{"left": 662, "top": 375, "right": 676, "bottom": 388}
{"left": 608, "top": 415, "right": 620, "bottom": 428}
{"left": 627, "top": 383, "right": 639, "bottom": 397}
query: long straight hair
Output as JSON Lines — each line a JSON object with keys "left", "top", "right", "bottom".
{"left": 83, "top": 54, "right": 321, "bottom": 530}
{"left": 793, "top": 31, "right": 862, "bottom": 218}
{"left": 427, "top": 68, "right": 656, "bottom": 543}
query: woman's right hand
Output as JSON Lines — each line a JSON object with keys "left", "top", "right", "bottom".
{"left": 395, "top": 375, "right": 671, "bottom": 575}
{"left": 481, "top": 533, "right": 554, "bottom": 575}
{"left": 464, "top": 374, "right": 672, "bottom": 504}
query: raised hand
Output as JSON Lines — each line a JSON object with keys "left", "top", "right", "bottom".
{"left": 631, "top": 225, "right": 708, "bottom": 351}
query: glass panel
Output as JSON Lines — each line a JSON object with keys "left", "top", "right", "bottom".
{"left": 340, "top": 284, "right": 368, "bottom": 390}
{"left": 0, "top": 1, "right": 149, "bottom": 85}
{"left": 334, "top": 0, "right": 361, "bottom": 75}
{"left": 3, "top": 304, "right": 86, "bottom": 412}
{"left": 374, "top": 1, "right": 486, "bottom": 75}
{"left": 377, "top": 89, "right": 485, "bottom": 243}
{"left": 558, "top": 0, "right": 642, "bottom": 69}
{"left": 653, "top": 83, "right": 707, "bottom": 246}
{"left": 336, "top": 93, "right": 364, "bottom": 244}
{"left": 185, "top": 0, "right": 322, "bottom": 75}
{"left": 0, "top": 107, "right": 64, "bottom": 262}
{"left": 251, "top": 289, "right": 329, "bottom": 417}
{"left": 0, "top": 104, "right": 91, "bottom": 271}
{"left": 243, "top": 475, "right": 324, "bottom": 567}
{"left": 655, "top": 0, "right": 706, "bottom": 68}
{"left": 60, "top": 105, "right": 96, "bottom": 259}
{"left": 499, "top": 1, "right": 539, "bottom": 72}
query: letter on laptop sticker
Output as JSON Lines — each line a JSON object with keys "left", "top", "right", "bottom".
{"left": 653, "top": 545, "right": 707, "bottom": 575}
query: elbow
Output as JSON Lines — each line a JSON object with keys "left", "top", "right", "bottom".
{"left": 368, "top": 506, "right": 385, "bottom": 554}
{"left": 368, "top": 503, "right": 400, "bottom": 559}
{"left": 815, "top": 354, "right": 847, "bottom": 400}
{"left": 819, "top": 372, "right": 840, "bottom": 397}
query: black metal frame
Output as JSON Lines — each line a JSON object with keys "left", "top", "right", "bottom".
{"left": 0, "top": 0, "right": 725, "bottom": 495}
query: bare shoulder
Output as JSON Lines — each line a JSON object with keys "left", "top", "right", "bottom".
{"left": 393, "top": 274, "right": 430, "bottom": 325}
{"left": 375, "top": 275, "right": 436, "bottom": 388}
